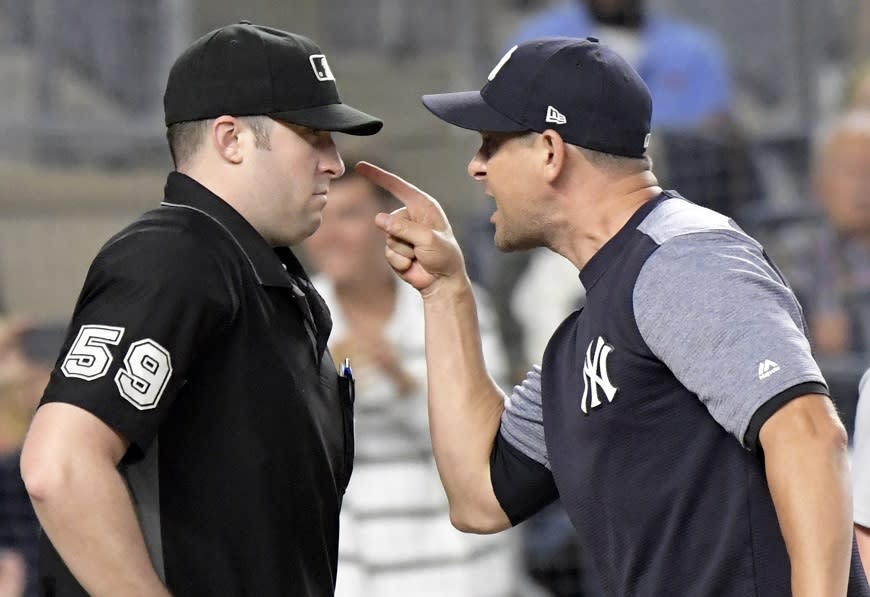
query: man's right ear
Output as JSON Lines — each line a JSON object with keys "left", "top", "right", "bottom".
{"left": 211, "top": 116, "right": 244, "bottom": 165}
{"left": 539, "top": 129, "right": 567, "bottom": 184}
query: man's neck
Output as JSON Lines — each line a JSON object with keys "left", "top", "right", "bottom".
{"left": 559, "top": 171, "right": 662, "bottom": 268}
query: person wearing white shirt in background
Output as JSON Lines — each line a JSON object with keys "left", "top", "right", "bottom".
{"left": 854, "top": 368, "right": 870, "bottom": 574}
{"left": 304, "top": 162, "right": 527, "bottom": 597}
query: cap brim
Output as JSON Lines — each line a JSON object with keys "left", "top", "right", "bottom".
{"left": 422, "top": 91, "right": 526, "bottom": 133}
{"left": 271, "top": 103, "right": 383, "bottom": 135}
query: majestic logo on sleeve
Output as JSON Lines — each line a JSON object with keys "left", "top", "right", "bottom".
{"left": 757, "top": 359, "right": 781, "bottom": 380}
{"left": 581, "top": 336, "right": 618, "bottom": 414}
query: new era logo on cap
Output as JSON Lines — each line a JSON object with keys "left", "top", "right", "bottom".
{"left": 546, "top": 106, "right": 567, "bottom": 125}
{"left": 309, "top": 54, "right": 335, "bottom": 82}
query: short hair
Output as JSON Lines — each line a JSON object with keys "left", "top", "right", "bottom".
{"left": 520, "top": 131, "right": 652, "bottom": 174}
{"left": 577, "top": 146, "right": 652, "bottom": 175}
{"left": 166, "top": 115, "right": 274, "bottom": 169}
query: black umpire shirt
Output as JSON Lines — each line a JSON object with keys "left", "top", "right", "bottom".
{"left": 38, "top": 172, "right": 354, "bottom": 596}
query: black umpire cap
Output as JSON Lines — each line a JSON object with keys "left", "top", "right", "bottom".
{"left": 163, "top": 20, "right": 383, "bottom": 135}
{"left": 422, "top": 37, "right": 651, "bottom": 157}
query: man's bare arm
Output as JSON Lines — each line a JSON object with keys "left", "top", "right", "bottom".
{"left": 20, "top": 403, "right": 170, "bottom": 597}
{"left": 759, "top": 394, "right": 852, "bottom": 597}
{"left": 421, "top": 274, "right": 511, "bottom": 532}
{"left": 359, "top": 162, "right": 511, "bottom": 533}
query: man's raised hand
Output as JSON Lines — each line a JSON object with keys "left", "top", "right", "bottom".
{"left": 355, "top": 162, "right": 466, "bottom": 294}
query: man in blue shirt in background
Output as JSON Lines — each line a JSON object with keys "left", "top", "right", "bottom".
{"left": 509, "top": 0, "right": 732, "bottom": 129}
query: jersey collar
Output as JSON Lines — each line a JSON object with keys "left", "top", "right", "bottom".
{"left": 161, "top": 172, "right": 332, "bottom": 360}
{"left": 579, "top": 191, "right": 670, "bottom": 292}
{"left": 161, "top": 172, "right": 305, "bottom": 289}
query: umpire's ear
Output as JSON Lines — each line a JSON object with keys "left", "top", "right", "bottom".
{"left": 211, "top": 115, "right": 244, "bottom": 165}
{"left": 539, "top": 128, "right": 567, "bottom": 184}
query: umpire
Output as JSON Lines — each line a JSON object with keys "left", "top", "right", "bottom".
{"left": 19, "top": 22, "right": 380, "bottom": 596}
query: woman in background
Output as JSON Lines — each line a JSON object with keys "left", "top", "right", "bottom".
{"left": 852, "top": 368, "right": 870, "bottom": 575}
{"left": 304, "top": 161, "right": 524, "bottom": 597}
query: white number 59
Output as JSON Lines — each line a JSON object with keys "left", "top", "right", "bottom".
{"left": 61, "top": 325, "right": 173, "bottom": 410}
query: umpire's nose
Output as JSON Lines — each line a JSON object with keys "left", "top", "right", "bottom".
{"left": 321, "top": 134, "right": 345, "bottom": 179}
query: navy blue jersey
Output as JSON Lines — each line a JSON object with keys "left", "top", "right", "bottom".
{"left": 492, "top": 193, "right": 870, "bottom": 595}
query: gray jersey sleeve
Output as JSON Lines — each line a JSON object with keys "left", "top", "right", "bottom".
{"left": 853, "top": 369, "right": 870, "bottom": 527}
{"left": 634, "top": 230, "right": 826, "bottom": 448}
{"left": 500, "top": 365, "right": 550, "bottom": 469}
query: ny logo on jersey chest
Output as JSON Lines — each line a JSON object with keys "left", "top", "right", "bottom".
{"left": 581, "top": 336, "right": 618, "bottom": 414}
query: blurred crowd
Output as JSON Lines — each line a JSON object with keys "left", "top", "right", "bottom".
{"left": 0, "top": 320, "right": 53, "bottom": 597}
{"left": 302, "top": 161, "right": 524, "bottom": 597}
{"left": 1, "top": 0, "right": 869, "bottom": 596}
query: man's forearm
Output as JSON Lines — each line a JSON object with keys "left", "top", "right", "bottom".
{"left": 27, "top": 457, "right": 170, "bottom": 597}
{"left": 422, "top": 274, "right": 509, "bottom": 530}
{"left": 761, "top": 397, "right": 852, "bottom": 596}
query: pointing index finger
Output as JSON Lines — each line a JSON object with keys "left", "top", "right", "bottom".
{"left": 354, "top": 161, "right": 447, "bottom": 225}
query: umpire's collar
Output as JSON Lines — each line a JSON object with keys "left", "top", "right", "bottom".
{"left": 161, "top": 171, "right": 308, "bottom": 289}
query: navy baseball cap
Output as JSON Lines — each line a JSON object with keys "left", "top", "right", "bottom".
{"left": 422, "top": 37, "right": 651, "bottom": 157}
{"left": 164, "top": 21, "right": 383, "bottom": 135}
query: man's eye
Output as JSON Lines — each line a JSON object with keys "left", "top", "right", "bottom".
{"left": 480, "top": 138, "right": 496, "bottom": 158}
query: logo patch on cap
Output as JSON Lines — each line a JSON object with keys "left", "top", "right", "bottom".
{"left": 545, "top": 106, "right": 567, "bottom": 125}
{"left": 643, "top": 133, "right": 651, "bottom": 149}
{"left": 309, "top": 54, "right": 335, "bottom": 81}
{"left": 488, "top": 45, "right": 518, "bottom": 81}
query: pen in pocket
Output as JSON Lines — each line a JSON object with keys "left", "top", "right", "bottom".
{"left": 341, "top": 357, "right": 355, "bottom": 404}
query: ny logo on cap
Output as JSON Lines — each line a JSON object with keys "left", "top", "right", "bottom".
{"left": 546, "top": 106, "right": 567, "bottom": 125}
{"left": 488, "top": 45, "right": 518, "bottom": 81}
{"left": 309, "top": 54, "right": 335, "bottom": 82}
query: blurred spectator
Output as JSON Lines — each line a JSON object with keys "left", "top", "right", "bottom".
{"left": 0, "top": 319, "right": 57, "bottom": 597}
{"left": 503, "top": 0, "right": 770, "bottom": 216}
{"left": 511, "top": 251, "right": 583, "bottom": 368}
{"left": 0, "top": 456, "right": 34, "bottom": 597}
{"left": 304, "top": 163, "right": 522, "bottom": 596}
{"left": 0, "top": 550, "right": 26, "bottom": 597}
{"left": 503, "top": 0, "right": 766, "bottom": 218}
{"left": 0, "top": 320, "right": 49, "bottom": 454}
{"left": 854, "top": 368, "right": 870, "bottom": 575}
{"left": 507, "top": 0, "right": 732, "bottom": 130}
{"left": 779, "top": 110, "right": 870, "bottom": 357}
{"left": 845, "top": 62, "right": 870, "bottom": 110}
